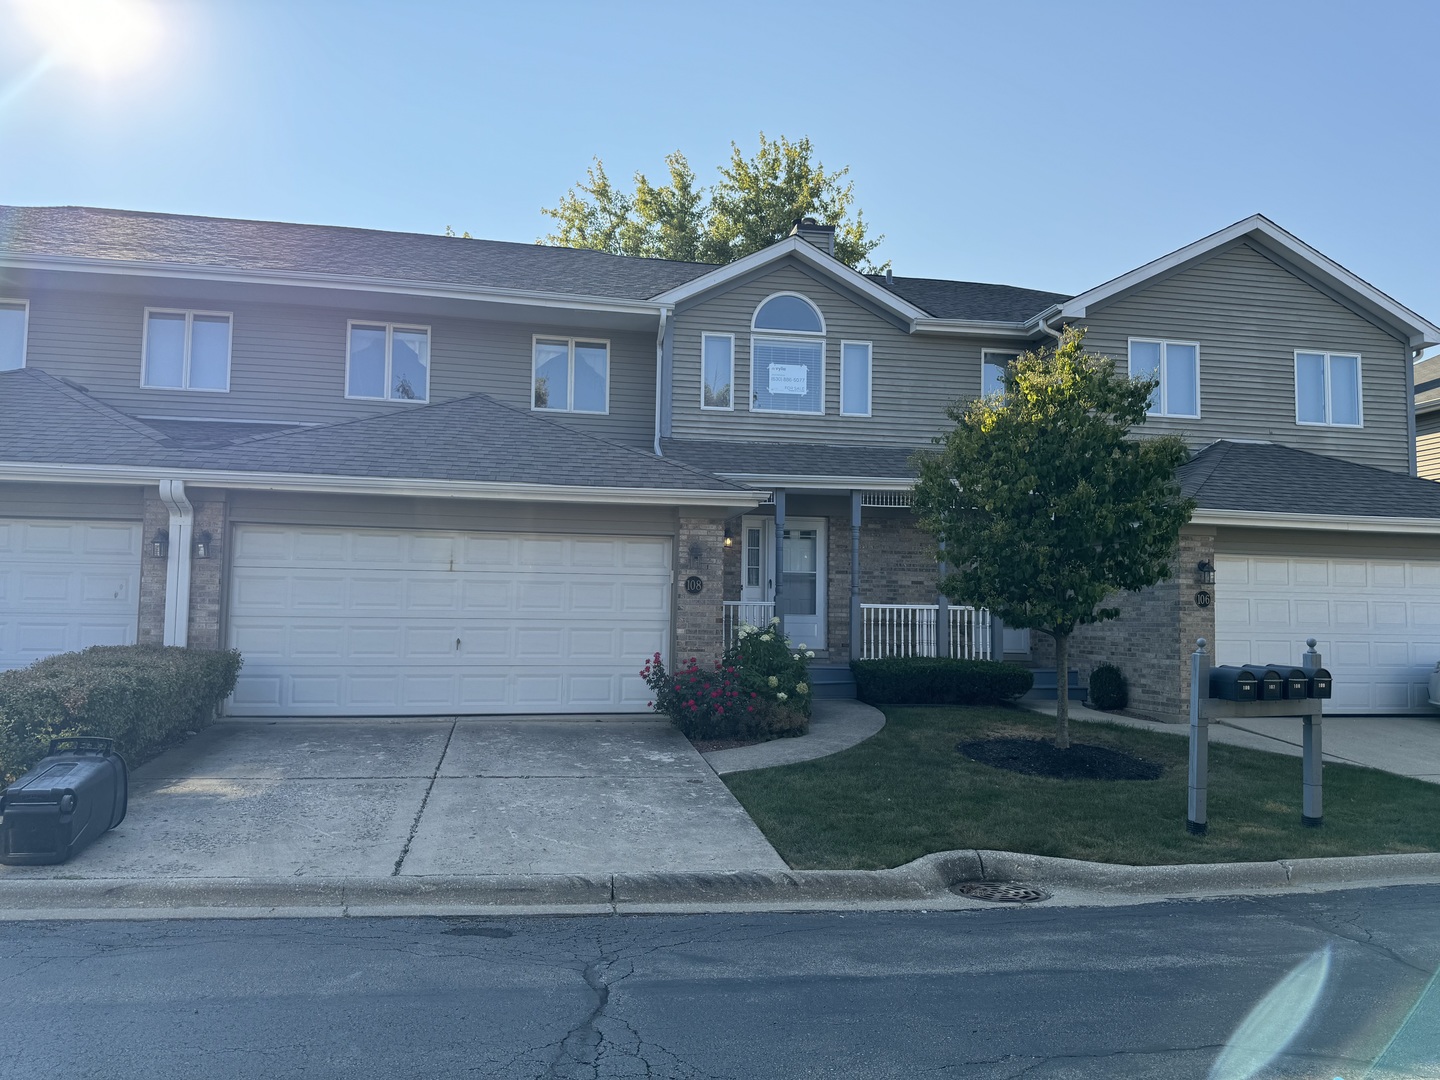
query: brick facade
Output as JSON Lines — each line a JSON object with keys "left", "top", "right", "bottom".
{"left": 860, "top": 510, "right": 940, "bottom": 604}
{"left": 674, "top": 514, "right": 726, "bottom": 668}
{"left": 138, "top": 490, "right": 168, "bottom": 646}
{"left": 186, "top": 492, "right": 229, "bottom": 650}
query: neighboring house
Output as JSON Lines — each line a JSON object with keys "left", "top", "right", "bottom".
{"left": 1, "top": 206, "right": 1438, "bottom": 720}
{"left": 1415, "top": 353, "right": 1440, "bottom": 479}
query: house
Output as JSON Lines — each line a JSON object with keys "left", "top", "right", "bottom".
{"left": 1, "top": 206, "right": 1438, "bottom": 720}
{"left": 1415, "top": 353, "right": 1440, "bottom": 480}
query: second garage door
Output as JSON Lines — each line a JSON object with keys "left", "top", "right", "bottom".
{"left": 1216, "top": 553, "right": 1440, "bottom": 714}
{"left": 227, "top": 525, "right": 671, "bottom": 716}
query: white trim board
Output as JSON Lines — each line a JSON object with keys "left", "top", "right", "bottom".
{"left": 1192, "top": 508, "right": 1440, "bottom": 535}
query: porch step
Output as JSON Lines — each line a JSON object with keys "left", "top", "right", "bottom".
{"left": 1022, "top": 668, "right": 1088, "bottom": 703}
{"left": 808, "top": 663, "right": 857, "bottom": 700}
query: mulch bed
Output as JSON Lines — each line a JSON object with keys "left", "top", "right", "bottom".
{"left": 956, "top": 737, "right": 1164, "bottom": 781}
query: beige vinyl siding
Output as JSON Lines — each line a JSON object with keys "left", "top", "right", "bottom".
{"left": 0, "top": 483, "right": 145, "bottom": 520}
{"left": 1417, "top": 411, "right": 1440, "bottom": 480}
{"left": 19, "top": 288, "right": 656, "bottom": 444}
{"left": 1079, "top": 242, "right": 1411, "bottom": 473}
{"left": 1214, "top": 526, "right": 1440, "bottom": 561}
{"left": 671, "top": 262, "right": 1021, "bottom": 445}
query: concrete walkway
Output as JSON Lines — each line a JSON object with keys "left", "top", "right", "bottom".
{"left": 0, "top": 717, "right": 788, "bottom": 880}
{"left": 702, "top": 699, "right": 886, "bottom": 775}
{"left": 1027, "top": 700, "right": 1440, "bottom": 784}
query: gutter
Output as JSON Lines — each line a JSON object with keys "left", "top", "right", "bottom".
{"left": 1192, "top": 507, "right": 1440, "bottom": 535}
{"left": 156, "top": 479, "right": 192, "bottom": 646}
{"left": 1031, "top": 304, "right": 1065, "bottom": 343}
{"left": 714, "top": 473, "right": 915, "bottom": 491}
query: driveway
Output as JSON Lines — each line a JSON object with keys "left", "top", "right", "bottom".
{"left": 0, "top": 718, "right": 787, "bottom": 879}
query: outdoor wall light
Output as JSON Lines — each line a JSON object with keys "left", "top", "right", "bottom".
{"left": 151, "top": 529, "right": 169, "bottom": 559}
{"left": 194, "top": 531, "right": 214, "bottom": 560}
{"left": 1196, "top": 559, "right": 1215, "bottom": 586}
{"left": 688, "top": 541, "right": 704, "bottom": 564}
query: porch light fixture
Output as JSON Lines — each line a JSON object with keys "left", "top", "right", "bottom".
{"left": 151, "top": 529, "right": 169, "bottom": 559}
{"left": 194, "top": 531, "right": 213, "bottom": 560}
{"left": 1196, "top": 559, "right": 1215, "bottom": 586}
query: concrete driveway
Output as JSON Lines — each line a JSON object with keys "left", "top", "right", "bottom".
{"left": 0, "top": 718, "right": 787, "bottom": 879}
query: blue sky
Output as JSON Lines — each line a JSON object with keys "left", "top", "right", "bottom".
{"left": 1, "top": 0, "right": 1437, "bottom": 345}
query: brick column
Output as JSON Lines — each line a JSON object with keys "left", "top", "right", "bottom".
{"left": 186, "top": 493, "right": 229, "bottom": 650}
{"left": 1176, "top": 527, "right": 1217, "bottom": 714}
{"left": 674, "top": 515, "right": 726, "bottom": 668}
{"left": 138, "top": 489, "right": 169, "bottom": 646}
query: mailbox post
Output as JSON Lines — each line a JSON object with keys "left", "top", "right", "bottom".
{"left": 1301, "top": 641, "right": 1323, "bottom": 826}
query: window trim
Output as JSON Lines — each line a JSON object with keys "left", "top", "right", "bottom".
{"left": 1127, "top": 337, "right": 1201, "bottom": 419}
{"left": 343, "top": 319, "right": 432, "bottom": 403}
{"left": 141, "top": 307, "right": 234, "bottom": 393}
{"left": 750, "top": 291, "right": 826, "bottom": 335}
{"left": 530, "top": 334, "right": 611, "bottom": 415}
{"left": 700, "top": 332, "right": 735, "bottom": 412}
{"left": 839, "top": 339, "right": 873, "bottom": 417}
{"left": 981, "top": 348, "right": 1021, "bottom": 398}
{"left": 1294, "top": 349, "right": 1364, "bottom": 428}
{"left": 0, "top": 298, "right": 29, "bottom": 372}
{"left": 748, "top": 333, "right": 826, "bottom": 416}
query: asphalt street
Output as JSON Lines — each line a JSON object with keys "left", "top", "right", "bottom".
{"left": 0, "top": 885, "right": 1436, "bottom": 1079}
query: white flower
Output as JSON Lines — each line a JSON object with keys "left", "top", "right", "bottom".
{"left": 770, "top": 616, "right": 780, "bottom": 626}
{"left": 805, "top": 650, "right": 815, "bottom": 659}
{"left": 767, "top": 675, "right": 779, "bottom": 687}
{"left": 792, "top": 653, "right": 800, "bottom": 661}
{"left": 759, "top": 634, "right": 772, "bottom": 642}
{"left": 776, "top": 692, "right": 788, "bottom": 701}
{"left": 797, "top": 643, "right": 807, "bottom": 651}
{"left": 796, "top": 682, "right": 808, "bottom": 694}
{"left": 737, "top": 626, "right": 751, "bottom": 638}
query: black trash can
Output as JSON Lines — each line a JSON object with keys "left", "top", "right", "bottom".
{"left": 0, "top": 737, "right": 128, "bottom": 866}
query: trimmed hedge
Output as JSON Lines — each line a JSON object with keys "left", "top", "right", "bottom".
{"left": 0, "top": 646, "right": 242, "bottom": 781}
{"left": 1088, "top": 663, "right": 1129, "bottom": 711}
{"left": 850, "top": 657, "right": 1034, "bottom": 706}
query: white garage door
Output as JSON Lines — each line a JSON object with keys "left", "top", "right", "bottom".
{"left": 1216, "top": 554, "right": 1440, "bottom": 714}
{"left": 0, "top": 519, "right": 142, "bottom": 671}
{"left": 227, "top": 525, "right": 672, "bottom": 716}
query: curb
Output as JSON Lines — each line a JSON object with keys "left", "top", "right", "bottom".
{"left": 1, "top": 849, "right": 1436, "bottom": 919}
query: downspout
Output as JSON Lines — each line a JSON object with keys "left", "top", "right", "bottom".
{"left": 1408, "top": 344, "right": 1420, "bottom": 477}
{"left": 1035, "top": 305, "right": 1064, "bottom": 344}
{"left": 653, "top": 306, "right": 669, "bottom": 456}
{"left": 157, "top": 479, "right": 193, "bottom": 647}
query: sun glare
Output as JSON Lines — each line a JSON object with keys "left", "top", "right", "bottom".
{"left": 12, "top": 0, "right": 163, "bottom": 77}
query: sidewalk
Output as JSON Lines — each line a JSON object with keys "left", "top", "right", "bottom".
{"left": 702, "top": 699, "right": 885, "bottom": 775}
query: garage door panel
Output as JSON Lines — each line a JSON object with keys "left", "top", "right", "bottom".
{"left": 1413, "top": 603, "right": 1440, "bottom": 627}
{"left": 1332, "top": 562, "right": 1368, "bottom": 586}
{"left": 1372, "top": 563, "right": 1406, "bottom": 588}
{"left": 1334, "top": 602, "right": 1369, "bottom": 627}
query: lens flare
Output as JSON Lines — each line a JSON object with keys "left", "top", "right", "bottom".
{"left": 11, "top": 0, "right": 163, "bottom": 77}
{"left": 1210, "top": 946, "right": 1332, "bottom": 1080}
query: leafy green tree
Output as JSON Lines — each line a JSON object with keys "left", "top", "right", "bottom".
{"left": 540, "top": 135, "right": 885, "bottom": 271}
{"left": 911, "top": 329, "right": 1195, "bottom": 748}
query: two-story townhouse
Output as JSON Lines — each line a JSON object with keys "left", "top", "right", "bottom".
{"left": 2, "top": 206, "right": 1438, "bottom": 721}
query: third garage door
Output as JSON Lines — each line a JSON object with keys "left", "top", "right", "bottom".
{"left": 1215, "top": 554, "right": 1440, "bottom": 714}
{"left": 227, "top": 525, "right": 671, "bottom": 716}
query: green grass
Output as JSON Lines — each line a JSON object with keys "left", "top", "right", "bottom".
{"left": 723, "top": 705, "right": 1440, "bottom": 870}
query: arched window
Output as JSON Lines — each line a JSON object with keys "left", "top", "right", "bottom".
{"left": 750, "top": 293, "right": 825, "bottom": 414}
{"left": 752, "top": 293, "right": 824, "bottom": 334}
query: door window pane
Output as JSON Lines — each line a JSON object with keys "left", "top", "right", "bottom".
{"left": 573, "top": 341, "right": 608, "bottom": 412}
{"left": 188, "top": 314, "right": 231, "bottom": 390}
{"left": 0, "top": 302, "right": 26, "bottom": 371}
{"left": 781, "top": 530, "right": 818, "bottom": 616}
{"left": 1330, "top": 354, "right": 1360, "bottom": 425}
{"left": 533, "top": 339, "right": 569, "bottom": 410}
{"left": 1165, "top": 343, "right": 1198, "bottom": 416}
{"left": 702, "top": 335, "right": 732, "bottom": 409}
{"left": 390, "top": 328, "right": 429, "bottom": 400}
{"left": 1296, "top": 352, "right": 1327, "bottom": 423}
{"left": 752, "top": 338, "right": 823, "bottom": 413}
{"left": 143, "top": 312, "right": 187, "bottom": 388}
{"left": 347, "top": 324, "right": 388, "bottom": 399}
{"left": 746, "top": 527, "right": 761, "bottom": 587}
{"left": 841, "top": 342, "right": 871, "bottom": 415}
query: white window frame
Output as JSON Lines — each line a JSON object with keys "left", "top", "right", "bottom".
{"left": 344, "top": 320, "right": 432, "bottom": 403}
{"left": 839, "top": 340, "right": 872, "bottom": 417}
{"left": 700, "top": 332, "right": 735, "bottom": 411}
{"left": 1128, "top": 337, "right": 1201, "bottom": 419}
{"left": 530, "top": 334, "right": 611, "bottom": 415}
{"left": 981, "top": 348, "right": 1020, "bottom": 398}
{"left": 749, "top": 292, "right": 826, "bottom": 416}
{"left": 1294, "top": 349, "right": 1364, "bottom": 428}
{"left": 0, "top": 298, "right": 29, "bottom": 372}
{"left": 141, "top": 307, "right": 233, "bottom": 393}
{"left": 751, "top": 291, "right": 826, "bottom": 335}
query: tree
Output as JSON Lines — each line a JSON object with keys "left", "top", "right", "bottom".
{"left": 539, "top": 134, "right": 885, "bottom": 271}
{"left": 911, "top": 328, "right": 1195, "bottom": 749}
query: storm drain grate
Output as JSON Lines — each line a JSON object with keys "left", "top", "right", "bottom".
{"left": 951, "top": 882, "right": 1051, "bottom": 904}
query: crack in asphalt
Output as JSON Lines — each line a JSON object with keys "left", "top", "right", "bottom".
{"left": 391, "top": 718, "right": 458, "bottom": 877}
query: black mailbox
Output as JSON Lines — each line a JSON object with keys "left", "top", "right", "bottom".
{"left": 1273, "top": 666, "right": 1311, "bottom": 700}
{"left": 1240, "top": 665, "right": 1286, "bottom": 701}
{"left": 1210, "top": 666, "right": 1259, "bottom": 701}
{"left": 0, "top": 737, "right": 128, "bottom": 866}
{"left": 1307, "top": 667, "right": 1333, "bottom": 699}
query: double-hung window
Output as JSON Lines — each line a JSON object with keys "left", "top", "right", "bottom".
{"left": 533, "top": 336, "right": 608, "bottom": 413}
{"left": 143, "top": 309, "right": 232, "bottom": 391}
{"left": 1129, "top": 338, "right": 1199, "bottom": 417}
{"left": 701, "top": 333, "right": 733, "bottom": 410}
{"left": 981, "top": 350, "right": 1020, "bottom": 398}
{"left": 347, "top": 322, "right": 430, "bottom": 402}
{"left": 0, "top": 300, "right": 28, "bottom": 372}
{"left": 1295, "top": 350, "right": 1362, "bottom": 427}
{"left": 840, "top": 341, "right": 872, "bottom": 416}
{"left": 750, "top": 293, "right": 825, "bottom": 414}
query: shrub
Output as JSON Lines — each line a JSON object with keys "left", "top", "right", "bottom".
{"left": 850, "top": 657, "right": 1033, "bottom": 706}
{"left": 0, "top": 645, "right": 242, "bottom": 781}
{"left": 1088, "top": 663, "right": 1129, "bottom": 711}
{"left": 726, "top": 619, "right": 813, "bottom": 719}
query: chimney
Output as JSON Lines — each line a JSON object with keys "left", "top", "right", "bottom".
{"left": 788, "top": 216, "right": 836, "bottom": 256}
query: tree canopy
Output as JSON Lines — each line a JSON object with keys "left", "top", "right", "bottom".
{"left": 539, "top": 135, "right": 885, "bottom": 271}
{"left": 911, "top": 328, "right": 1195, "bottom": 747}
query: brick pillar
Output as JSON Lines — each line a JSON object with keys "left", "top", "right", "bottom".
{"left": 1176, "top": 527, "right": 1217, "bottom": 714}
{"left": 675, "top": 515, "right": 726, "bottom": 668}
{"left": 186, "top": 493, "right": 229, "bottom": 650}
{"left": 138, "top": 489, "right": 169, "bottom": 646}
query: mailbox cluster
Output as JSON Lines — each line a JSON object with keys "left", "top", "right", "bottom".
{"left": 1209, "top": 663, "right": 1333, "bottom": 703}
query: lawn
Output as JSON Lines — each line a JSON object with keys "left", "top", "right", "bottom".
{"left": 723, "top": 705, "right": 1440, "bottom": 870}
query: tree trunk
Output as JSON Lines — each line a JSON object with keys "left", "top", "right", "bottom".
{"left": 1055, "top": 631, "right": 1070, "bottom": 750}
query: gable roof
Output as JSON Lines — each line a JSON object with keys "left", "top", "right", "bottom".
{"left": 1415, "top": 354, "right": 1440, "bottom": 414}
{"left": 866, "top": 275, "right": 1069, "bottom": 323}
{"left": 1054, "top": 215, "right": 1440, "bottom": 350}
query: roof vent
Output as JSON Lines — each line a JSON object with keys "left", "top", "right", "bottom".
{"left": 788, "top": 217, "right": 836, "bottom": 256}
{"left": 884, "top": 268, "right": 894, "bottom": 286}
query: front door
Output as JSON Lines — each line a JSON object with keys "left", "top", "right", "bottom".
{"left": 741, "top": 516, "right": 826, "bottom": 650}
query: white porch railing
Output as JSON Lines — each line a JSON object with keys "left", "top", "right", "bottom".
{"left": 861, "top": 603, "right": 991, "bottom": 660}
{"left": 723, "top": 601, "right": 777, "bottom": 648}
